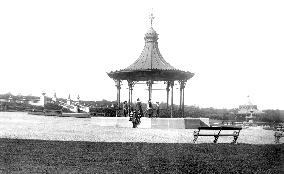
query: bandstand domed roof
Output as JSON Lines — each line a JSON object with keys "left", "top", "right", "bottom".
{"left": 124, "top": 27, "right": 176, "bottom": 71}
{"left": 107, "top": 16, "right": 194, "bottom": 82}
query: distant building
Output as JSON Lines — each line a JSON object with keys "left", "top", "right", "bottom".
{"left": 20, "top": 97, "right": 28, "bottom": 104}
{"left": 28, "top": 93, "right": 46, "bottom": 106}
{"left": 52, "top": 92, "right": 57, "bottom": 102}
{"left": 237, "top": 96, "right": 263, "bottom": 122}
{"left": 28, "top": 98, "right": 41, "bottom": 105}
{"left": 40, "top": 92, "right": 47, "bottom": 106}
{"left": 77, "top": 94, "right": 80, "bottom": 104}
{"left": 8, "top": 96, "right": 13, "bottom": 102}
{"left": 67, "top": 94, "right": 71, "bottom": 105}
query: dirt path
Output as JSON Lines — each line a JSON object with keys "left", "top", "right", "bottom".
{"left": 0, "top": 112, "right": 282, "bottom": 144}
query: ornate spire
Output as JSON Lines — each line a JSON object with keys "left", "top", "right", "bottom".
{"left": 145, "top": 10, "right": 158, "bottom": 42}
{"left": 124, "top": 12, "right": 176, "bottom": 71}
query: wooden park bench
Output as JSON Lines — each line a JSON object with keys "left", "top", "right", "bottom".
{"left": 274, "top": 125, "right": 284, "bottom": 143}
{"left": 193, "top": 126, "right": 242, "bottom": 144}
{"left": 274, "top": 131, "right": 283, "bottom": 144}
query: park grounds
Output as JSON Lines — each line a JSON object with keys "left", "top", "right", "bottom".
{"left": 0, "top": 112, "right": 283, "bottom": 173}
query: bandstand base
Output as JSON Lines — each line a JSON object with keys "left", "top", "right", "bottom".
{"left": 90, "top": 117, "right": 210, "bottom": 129}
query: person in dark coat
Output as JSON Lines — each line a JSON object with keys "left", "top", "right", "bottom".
{"left": 156, "top": 102, "right": 160, "bottom": 117}
{"left": 136, "top": 98, "right": 143, "bottom": 117}
{"left": 123, "top": 101, "right": 128, "bottom": 117}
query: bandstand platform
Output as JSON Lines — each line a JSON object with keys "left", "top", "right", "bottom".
{"left": 90, "top": 117, "right": 209, "bottom": 129}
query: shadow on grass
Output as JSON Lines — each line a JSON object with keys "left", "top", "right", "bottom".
{"left": 0, "top": 138, "right": 283, "bottom": 173}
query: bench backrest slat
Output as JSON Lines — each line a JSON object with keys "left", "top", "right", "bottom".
{"left": 198, "top": 126, "right": 242, "bottom": 130}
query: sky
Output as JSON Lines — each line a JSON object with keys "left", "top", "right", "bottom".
{"left": 0, "top": 0, "right": 283, "bottom": 110}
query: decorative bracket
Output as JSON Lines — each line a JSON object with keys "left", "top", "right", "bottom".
{"left": 178, "top": 80, "right": 187, "bottom": 89}
{"left": 115, "top": 79, "right": 121, "bottom": 89}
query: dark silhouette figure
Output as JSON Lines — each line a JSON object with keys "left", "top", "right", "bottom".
{"left": 136, "top": 98, "right": 143, "bottom": 117}
{"left": 156, "top": 102, "right": 160, "bottom": 117}
{"left": 123, "top": 101, "right": 128, "bottom": 117}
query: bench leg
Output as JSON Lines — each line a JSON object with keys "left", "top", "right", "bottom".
{"left": 213, "top": 135, "right": 219, "bottom": 143}
{"left": 213, "top": 129, "right": 222, "bottom": 143}
{"left": 232, "top": 136, "right": 239, "bottom": 144}
{"left": 193, "top": 130, "right": 199, "bottom": 143}
{"left": 231, "top": 131, "right": 239, "bottom": 144}
{"left": 274, "top": 132, "right": 282, "bottom": 144}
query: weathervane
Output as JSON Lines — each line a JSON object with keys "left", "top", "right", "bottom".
{"left": 149, "top": 9, "right": 155, "bottom": 27}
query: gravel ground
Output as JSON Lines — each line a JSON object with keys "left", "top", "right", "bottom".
{"left": 0, "top": 112, "right": 282, "bottom": 144}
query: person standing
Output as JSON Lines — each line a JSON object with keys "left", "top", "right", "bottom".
{"left": 123, "top": 101, "right": 128, "bottom": 117}
{"left": 136, "top": 98, "right": 143, "bottom": 117}
{"left": 129, "top": 106, "right": 134, "bottom": 121}
{"left": 156, "top": 102, "right": 160, "bottom": 117}
{"left": 76, "top": 104, "right": 80, "bottom": 113}
{"left": 147, "top": 99, "right": 153, "bottom": 118}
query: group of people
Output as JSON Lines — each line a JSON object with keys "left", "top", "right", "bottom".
{"left": 122, "top": 98, "right": 160, "bottom": 128}
{"left": 145, "top": 99, "right": 160, "bottom": 118}
{"left": 122, "top": 98, "right": 160, "bottom": 118}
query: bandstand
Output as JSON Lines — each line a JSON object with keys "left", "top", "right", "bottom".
{"left": 107, "top": 13, "right": 194, "bottom": 117}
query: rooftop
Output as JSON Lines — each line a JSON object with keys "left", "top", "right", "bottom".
{"left": 108, "top": 13, "right": 194, "bottom": 81}
{"left": 123, "top": 27, "right": 177, "bottom": 71}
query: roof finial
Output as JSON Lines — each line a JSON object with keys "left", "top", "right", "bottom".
{"left": 149, "top": 8, "right": 155, "bottom": 28}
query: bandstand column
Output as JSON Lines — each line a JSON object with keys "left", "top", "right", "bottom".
{"left": 128, "top": 80, "right": 134, "bottom": 113}
{"left": 165, "top": 81, "right": 170, "bottom": 109}
{"left": 182, "top": 86, "right": 185, "bottom": 116}
{"left": 115, "top": 79, "right": 121, "bottom": 117}
{"left": 147, "top": 80, "right": 153, "bottom": 101}
{"left": 179, "top": 80, "right": 186, "bottom": 117}
{"left": 179, "top": 81, "right": 182, "bottom": 111}
{"left": 170, "top": 81, "right": 174, "bottom": 118}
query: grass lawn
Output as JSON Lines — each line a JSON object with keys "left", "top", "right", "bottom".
{"left": 0, "top": 138, "right": 283, "bottom": 173}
